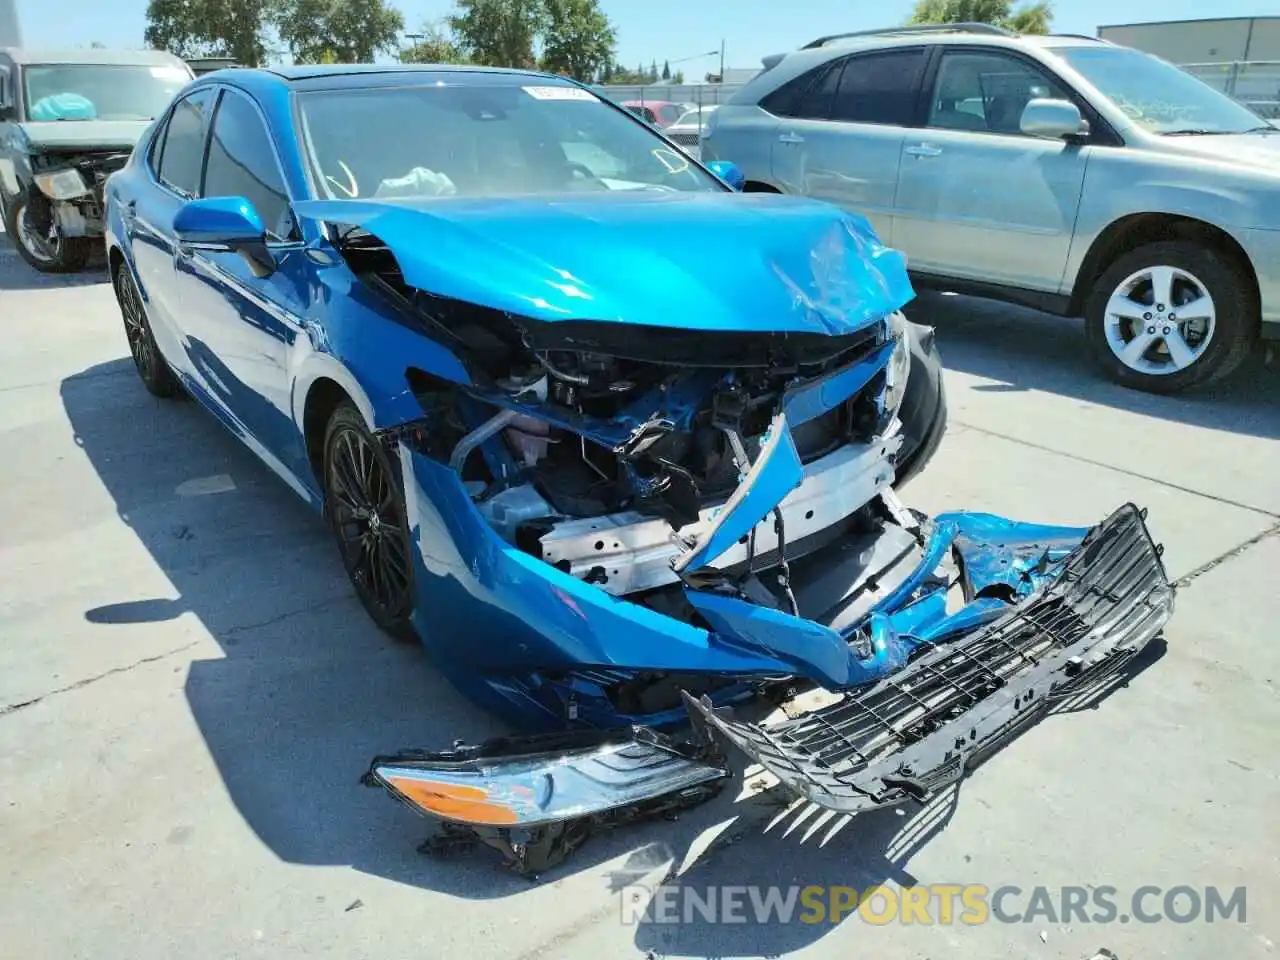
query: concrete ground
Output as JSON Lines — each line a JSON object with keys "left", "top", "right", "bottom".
{"left": 1, "top": 241, "right": 1277, "bottom": 960}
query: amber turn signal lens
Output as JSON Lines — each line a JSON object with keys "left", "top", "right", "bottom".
{"left": 385, "top": 776, "right": 520, "bottom": 825}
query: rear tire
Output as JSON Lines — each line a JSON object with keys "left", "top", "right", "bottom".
{"left": 4, "top": 194, "right": 91, "bottom": 273}
{"left": 114, "top": 261, "right": 181, "bottom": 398}
{"left": 323, "top": 402, "right": 416, "bottom": 642}
{"left": 1085, "top": 241, "right": 1256, "bottom": 393}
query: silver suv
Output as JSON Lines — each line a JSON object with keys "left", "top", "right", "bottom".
{"left": 703, "top": 23, "right": 1280, "bottom": 393}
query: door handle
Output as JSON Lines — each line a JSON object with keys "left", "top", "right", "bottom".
{"left": 778, "top": 131, "right": 805, "bottom": 145}
{"left": 904, "top": 143, "right": 943, "bottom": 158}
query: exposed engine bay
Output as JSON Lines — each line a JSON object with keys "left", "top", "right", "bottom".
{"left": 16, "top": 148, "right": 129, "bottom": 238}
{"left": 346, "top": 226, "right": 912, "bottom": 608}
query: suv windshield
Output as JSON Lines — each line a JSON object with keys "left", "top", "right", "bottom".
{"left": 22, "top": 63, "right": 190, "bottom": 122}
{"left": 1052, "top": 45, "right": 1265, "bottom": 135}
{"left": 298, "top": 81, "right": 722, "bottom": 199}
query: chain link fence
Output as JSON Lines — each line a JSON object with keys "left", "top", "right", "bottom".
{"left": 589, "top": 82, "right": 748, "bottom": 112}
{"left": 1181, "top": 61, "right": 1280, "bottom": 117}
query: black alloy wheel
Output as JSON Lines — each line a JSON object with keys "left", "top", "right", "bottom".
{"left": 114, "top": 262, "right": 180, "bottom": 397}
{"left": 323, "top": 402, "right": 416, "bottom": 640}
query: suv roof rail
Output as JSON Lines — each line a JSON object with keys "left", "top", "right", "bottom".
{"left": 1046, "top": 33, "right": 1111, "bottom": 43}
{"left": 801, "top": 22, "right": 1017, "bottom": 49}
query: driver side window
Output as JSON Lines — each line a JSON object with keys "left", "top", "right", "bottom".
{"left": 203, "top": 90, "right": 296, "bottom": 241}
{"left": 927, "top": 51, "right": 1072, "bottom": 135}
{"left": 155, "top": 88, "right": 214, "bottom": 197}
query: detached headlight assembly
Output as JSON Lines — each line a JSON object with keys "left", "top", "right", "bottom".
{"left": 884, "top": 311, "right": 911, "bottom": 416}
{"left": 33, "top": 168, "right": 90, "bottom": 201}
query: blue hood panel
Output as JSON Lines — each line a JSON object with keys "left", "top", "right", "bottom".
{"left": 293, "top": 192, "right": 913, "bottom": 335}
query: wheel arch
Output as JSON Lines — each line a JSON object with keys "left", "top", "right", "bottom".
{"left": 1069, "top": 213, "right": 1260, "bottom": 317}
{"left": 296, "top": 360, "right": 380, "bottom": 485}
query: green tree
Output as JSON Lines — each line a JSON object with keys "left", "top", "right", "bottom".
{"left": 144, "top": 0, "right": 275, "bottom": 66}
{"left": 906, "top": 0, "right": 1052, "bottom": 34}
{"left": 400, "top": 22, "right": 467, "bottom": 63}
{"left": 672, "top": 69, "right": 684, "bottom": 84}
{"left": 661, "top": 59, "right": 670, "bottom": 80}
{"left": 450, "top": 0, "right": 545, "bottom": 68}
{"left": 275, "top": 0, "right": 405, "bottom": 64}
{"left": 649, "top": 59, "right": 658, "bottom": 82}
{"left": 540, "top": 0, "right": 614, "bottom": 81}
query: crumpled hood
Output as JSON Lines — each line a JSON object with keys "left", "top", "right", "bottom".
{"left": 17, "top": 120, "right": 150, "bottom": 152}
{"left": 294, "top": 191, "right": 913, "bottom": 335}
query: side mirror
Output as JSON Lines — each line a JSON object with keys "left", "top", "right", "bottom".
{"left": 1020, "top": 99, "right": 1089, "bottom": 141}
{"left": 706, "top": 159, "right": 746, "bottom": 192}
{"left": 173, "top": 196, "right": 276, "bottom": 277}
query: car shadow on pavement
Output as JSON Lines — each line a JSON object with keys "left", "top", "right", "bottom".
{"left": 0, "top": 240, "right": 109, "bottom": 289}
{"left": 907, "top": 291, "right": 1280, "bottom": 441}
{"left": 61, "top": 355, "right": 1167, "bottom": 935}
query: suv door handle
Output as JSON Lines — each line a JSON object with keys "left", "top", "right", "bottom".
{"left": 778, "top": 132, "right": 805, "bottom": 145}
{"left": 904, "top": 143, "right": 943, "bottom": 158}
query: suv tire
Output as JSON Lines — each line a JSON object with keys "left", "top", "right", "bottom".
{"left": 4, "top": 194, "right": 92, "bottom": 273}
{"left": 1085, "top": 241, "right": 1256, "bottom": 393}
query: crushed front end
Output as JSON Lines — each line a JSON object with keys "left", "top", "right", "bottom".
{"left": 301, "top": 195, "right": 1175, "bottom": 874}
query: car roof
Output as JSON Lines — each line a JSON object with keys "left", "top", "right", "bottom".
{"left": 262, "top": 63, "right": 551, "bottom": 83}
{"left": 0, "top": 47, "right": 189, "bottom": 67}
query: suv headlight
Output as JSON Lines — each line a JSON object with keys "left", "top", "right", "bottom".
{"left": 34, "top": 168, "right": 90, "bottom": 201}
{"left": 884, "top": 311, "right": 911, "bottom": 416}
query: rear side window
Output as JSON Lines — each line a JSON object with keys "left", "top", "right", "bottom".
{"left": 156, "top": 88, "right": 213, "bottom": 197}
{"left": 203, "top": 90, "right": 295, "bottom": 240}
{"left": 762, "top": 62, "right": 840, "bottom": 119}
{"left": 830, "top": 49, "right": 927, "bottom": 125}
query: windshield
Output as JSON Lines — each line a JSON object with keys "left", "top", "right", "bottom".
{"left": 22, "top": 63, "right": 190, "bottom": 122}
{"left": 1052, "top": 46, "right": 1265, "bottom": 134}
{"left": 298, "top": 81, "right": 722, "bottom": 200}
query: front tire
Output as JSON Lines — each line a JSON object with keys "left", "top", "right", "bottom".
{"left": 4, "top": 194, "right": 91, "bottom": 273}
{"left": 114, "top": 261, "right": 181, "bottom": 398}
{"left": 1085, "top": 241, "right": 1256, "bottom": 393}
{"left": 323, "top": 402, "right": 416, "bottom": 641}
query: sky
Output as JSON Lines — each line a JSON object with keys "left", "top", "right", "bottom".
{"left": 11, "top": 0, "right": 1280, "bottom": 71}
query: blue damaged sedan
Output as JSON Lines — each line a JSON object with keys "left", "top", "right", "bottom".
{"left": 105, "top": 64, "right": 1174, "bottom": 873}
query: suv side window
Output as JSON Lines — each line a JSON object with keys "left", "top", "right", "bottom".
{"left": 761, "top": 62, "right": 837, "bottom": 119}
{"left": 203, "top": 89, "right": 295, "bottom": 240}
{"left": 927, "top": 50, "right": 1073, "bottom": 135}
{"left": 156, "top": 88, "right": 214, "bottom": 197}
{"left": 830, "top": 49, "right": 927, "bottom": 125}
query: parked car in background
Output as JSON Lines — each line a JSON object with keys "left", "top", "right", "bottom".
{"left": 664, "top": 104, "right": 719, "bottom": 159}
{"left": 622, "top": 99, "right": 684, "bottom": 127}
{"left": 0, "top": 46, "right": 192, "bottom": 271}
{"left": 704, "top": 23, "right": 1280, "bottom": 393}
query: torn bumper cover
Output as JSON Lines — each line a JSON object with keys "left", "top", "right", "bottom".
{"left": 684, "top": 502, "right": 1174, "bottom": 812}
{"left": 365, "top": 502, "right": 1173, "bottom": 871}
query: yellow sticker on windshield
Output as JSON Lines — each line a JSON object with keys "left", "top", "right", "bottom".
{"left": 522, "top": 86, "right": 597, "bottom": 102}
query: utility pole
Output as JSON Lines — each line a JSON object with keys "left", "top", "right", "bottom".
{"left": 718, "top": 39, "right": 725, "bottom": 83}
{"left": 0, "top": 0, "right": 22, "bottom": 47}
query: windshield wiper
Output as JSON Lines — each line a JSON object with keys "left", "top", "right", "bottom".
{"left": 1160, "top": 128, "right": 1224, "bottom": 136}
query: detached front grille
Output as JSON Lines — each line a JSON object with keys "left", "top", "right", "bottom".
{"left": 687, "top": 502, "right": 1175, "bottom": 812}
